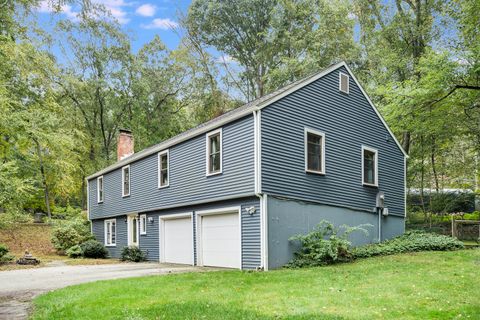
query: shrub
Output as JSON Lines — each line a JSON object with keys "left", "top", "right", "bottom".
{"left": 286, "top": 220, "right": 371, "bottom": 268}
{"left": 353, "top": 230, "right": 464, "bottom": 259}
{"left": 0, "top": 243, "right": 14, "bottom": 263}
{"left": 121, "top": 246, "right": 147, "bottom": 262}
{"left": 51, "top": 206, "right": 85, "bottom": 220}
{"left": 80, "top": 240, "right": 108, "bottom": 259}
{"left": 51, "top": 218, "right": 93, "bottom": 252}
{"left": 66, "top": 245, "right": 83, "bottom": 258}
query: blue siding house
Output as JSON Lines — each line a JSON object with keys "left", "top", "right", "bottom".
{"left": 87, "top": 62, "right": 407, "bottom": 270}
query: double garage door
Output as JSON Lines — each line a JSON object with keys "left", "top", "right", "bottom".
{"left": 160, "top": 211, "right": 241, "bottom": 269}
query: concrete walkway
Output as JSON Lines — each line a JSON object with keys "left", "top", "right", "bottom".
{"left": 0, "top": 263, "right": 208, "bottom": 319}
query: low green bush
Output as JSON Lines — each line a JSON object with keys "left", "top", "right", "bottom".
{"left": 121, "top": 246, "right": 147, "bottom": 262}
{"left": 80, "top": 240, "right": 108, "bottom": 259}
{"left": 285, "top": 220, "right": 371, "bottom": 268}
{"left": 353, "top": 230, "right": 464, "bottom": 258}
{"left": 51, "top": 218, "right": 93, "bottom": 253}
{"left": 0, "top": 243, "right": 14, "bottom": 263}
{"left": 66, "top": 245, "right": 83, "bottom": 258}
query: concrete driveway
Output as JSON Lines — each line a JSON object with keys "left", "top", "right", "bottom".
{"left": 0, "top": 263, "right": 208, "bottom": 320}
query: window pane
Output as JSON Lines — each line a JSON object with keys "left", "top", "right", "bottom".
{"left": 209, "top": 133, "right": 221, "bottom": 173}
{"left": 363, "top": 150, "right": 376, "bottom": 184}
{"left": 123, "top": 167, "right": 130, "bottom": 195}
{"left": 111, "top": 222, "right": 116, "bottom": 244}
{"left": 160, "top": 154, "right": 168, "bottom": 186}
{"left": 106, "top": 222, "right": 111, "bottom": 245}
{"left": 307, "top": 133, "right": 322, "bottom": 172}
{"left": 132, "top": 218, "right": 137, "bottom": 243}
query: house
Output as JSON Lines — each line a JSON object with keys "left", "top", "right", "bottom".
{"left": 86, "top": 62, "right": 407, "bottom": 270}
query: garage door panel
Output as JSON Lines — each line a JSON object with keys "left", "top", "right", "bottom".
{"left": 200, "top": 212, "right": 240, "bottom": 269}
{"left": 163, "top": 217, "right": 192, "bottom": 265}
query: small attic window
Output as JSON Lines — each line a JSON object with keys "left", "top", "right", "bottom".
{"left": 339, "top": 72, "right": 349, "bottom": 94}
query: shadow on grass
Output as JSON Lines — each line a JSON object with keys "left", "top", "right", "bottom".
{"left": 122, "top": 301, "right": 345, "bottom": 320}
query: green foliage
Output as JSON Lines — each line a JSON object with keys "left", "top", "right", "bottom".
{"left": 408, "top": 192, "right": 475, "bottom": 214}
{"left": 51, "top": 206, "right": 84, "bottom": 220}
{"left": 66, "top": 245, "right": 83, "bottom": 259}
{"left": 0, "top": 243, "right": 14, "bottom": 263}
{"left": 286, "top": 220, "right": 371, "bottom": 268}
{"left": 120, "top": 246, "right": 147, "bottom": 262}
{"left": 79, "top": 240, "right": 108, "bottom": 259}
{"left": 353, "top": 231, "right": 464, "bottom": 259}
{"left": 0, "top": 211, "right": 32, "bottom": 230}
{"left": 51, "top": 219, "right": 93, "bottom": 252}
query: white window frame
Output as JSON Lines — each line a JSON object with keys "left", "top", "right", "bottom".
{"left": 362, "top": 145, "right": 378, "bottom": 187}
{"left": 206, "top": 128, "right": 223, "bottom": 176}
{"left": 140, "top": 214, "right": 147, "bottom": 235}
{"left": 104, "top": 219, "right": 116, "bottom": 246}
{"left": 304, "top": 128, "right": 326, "bottom": 175}
{"left": 339, "top": 72, "right": 350, "bottom": 94}
{"left": 97, "top": 176, "right": 104, "bottom": 203}
{"left": 122, "top": 165, "right": 130, "bottom": 197}
{"left": 158, "top": 150, "right": 169, "bottom": 188}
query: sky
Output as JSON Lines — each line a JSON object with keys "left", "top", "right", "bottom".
{"left": 35, "top": 0, "right": 193, "bottom": 53}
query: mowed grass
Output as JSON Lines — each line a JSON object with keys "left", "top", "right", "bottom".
{"left": 32, "top": 250, "right": 480, "bottom": 320}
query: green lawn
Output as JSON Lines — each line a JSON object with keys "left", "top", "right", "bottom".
{"left": 32, "top": 250, "right": 480, "bottom": 320}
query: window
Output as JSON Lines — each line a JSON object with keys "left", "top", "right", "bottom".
{"left": 206, "top": 128, "right": 222, "bottom": 175}
{"left": 122, "top": 165, "right": 130, "bottom": 197}
{"left": 105, "top": 219, "right": 116, "bottom": 246}
{"left": 339, "top": 72, "right": 349, "bottom": 94}
{"left": 362, "top": 146, "right": 378, "bottom": 186}
{"left": 158, "top": 150, "right": 169, "bottom": 188}
{"left": 140, "top": 214, "right": 147, "bottom": 235}
{"left": 305, "top": 128, "right": 325, "bottom": 174}
{"left": 97, "top": 176, "right": 104, "bottom": 203}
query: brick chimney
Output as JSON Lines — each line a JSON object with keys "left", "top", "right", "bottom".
{"left": 117, "top": 129, "right": 134, "bottom": 161}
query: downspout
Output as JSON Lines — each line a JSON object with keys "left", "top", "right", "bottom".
{"left": 253, "top": 109, "right": 268, "bottom": 270}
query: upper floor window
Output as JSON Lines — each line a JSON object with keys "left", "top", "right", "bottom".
{"left": 206, "top": 128, "right": 222, "bottom": 176}
{"left": 339, "top": 72, "right": 349, "bottom": 94}
{"left": 362, "top": 146, "right": 378, "bottom": 187}
{"left": 305, "top": 128, "right": 325, "bottom": 174}
{"left": 97, "top": 176, "right": 104, "bottom": 203}
{"left": 122, "top": 165, "right": 130, "bottom": 197}
{"left": 105, "top": 219, "right": 116, "bottom": 246}
{"left": 158, "top": 150, "right": 169, "bottom": 188}
{"left": 140, "top": 214, "right": 147, "bottom": 235}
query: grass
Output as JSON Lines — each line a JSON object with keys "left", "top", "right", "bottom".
{"left": 32, "top": 250, "right": 480, "bottom": 320}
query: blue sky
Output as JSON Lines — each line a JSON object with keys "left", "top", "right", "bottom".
{"left": 35, "top": 0, "right": 193, "bottom": 53}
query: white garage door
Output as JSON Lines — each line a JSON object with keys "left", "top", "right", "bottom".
{"left": 162, "top": 216, "right": 193, "bottom": 265}
{"left": 200, "top": 212, "right": 240, "bottom": 269}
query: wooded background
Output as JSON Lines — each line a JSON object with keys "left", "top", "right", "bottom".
{"left": 0, "top": 0, "right": 479, "bottom": 218}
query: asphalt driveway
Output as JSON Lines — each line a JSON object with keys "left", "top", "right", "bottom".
{"left": 0, "top": 263, "right": 209, "bottom": 319}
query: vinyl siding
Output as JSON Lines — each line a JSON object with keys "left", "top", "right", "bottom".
{"left": 88, "top": 116, "right": 255, "bottom": 219}
{"left": 91, "top": 197, "right": 261, "bottom": 269}
{"left": 261, "top": 66, "right": 405, "bottom": 216}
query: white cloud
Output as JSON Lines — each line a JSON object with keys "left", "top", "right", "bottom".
{"left": 136, "top": 4, "right": 156, "bottom": 17}
{"left": 37, "top": 1, "right": 79, "bottom": 21}
{"left": 216, "top": 55, "right": 237, "bottom": 64}
{"left": 141, "top": 18, "right": 178, "bottom": 30}
{"left": 93, "top": 0, "right": 131, "bottom": 24}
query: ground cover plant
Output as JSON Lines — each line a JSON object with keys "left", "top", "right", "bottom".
{"left": 32, "top": 250, "right": 480, "bottom": 319}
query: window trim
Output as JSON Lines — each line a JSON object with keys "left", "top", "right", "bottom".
{"left": 157, "top": 150, "right": 170, "bottom": 188}
{"left": 304, "top": 127, "right": 326, "bottom": 175}
{"left": 206, "top": 128, "right": 223, "bottom": 176}
{"left": 140, "top": 214, "right": 147, "bottom": 235}
{"left": 339, "top": 72, "right": 350, "bottom": 94}
{"left": 104, "top": 219, "right": 116, "bottom": 247}
{"left": 362, "top": 145, "right": 378, "bottom": 187}
{"left": 122, "top": 165, "right": 131, "bottom": 197}
{"left": 97, "top": 176, "right": 104, "bottom": 203}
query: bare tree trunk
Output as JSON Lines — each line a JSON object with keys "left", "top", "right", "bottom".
{"left": 33, "top": 138, "right": 51, "bottom": 219}
{"left": 431, "top": 139, "right": 439, "bottom": 192}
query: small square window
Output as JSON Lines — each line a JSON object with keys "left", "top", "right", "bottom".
{"left": 339, "top": 72, "right": 349, "bottom": 94}
{"left": 362, "top": 146, "right": 378, "bottom": 186}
